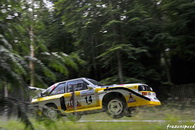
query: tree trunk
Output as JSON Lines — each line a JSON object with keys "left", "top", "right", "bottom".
{"left": 3, "top": 83, "right": 8, "bottom": 117}
{"left": 29, "top": 0, "right": 35, "bottom": 87}
{"left": 117, "top": 51, "right": 124, "bottom": 83}
{"left": 29, "top": 28, "right": 35, "bottom": 87}
{"left": 108, "top": 0, "right": 124, "bottom": 83}
{"left": 4, "top": 83, "right": 8, "bottom": 98}
{"left": 91, "top": 35, "right": 98, "bottom": 79}
{"left": 163, "top": 51, "right": 172, "bottom": 85}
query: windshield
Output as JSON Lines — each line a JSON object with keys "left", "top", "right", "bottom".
{"left": 88, "top": 79, "right": 104, "bottom": 86}
{"left": 41, "top": 85, "right": 56, "bottom": 97}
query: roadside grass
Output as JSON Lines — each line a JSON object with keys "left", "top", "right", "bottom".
{"left": 81, "top": 104, "right": 195, "bottom": 121}
{"left": 32, "top": 121, "right": 168, "bottom": 130}
{"left": 0, "top": 103, "right": 194, "bottom": 130}
{"left": 0, "top": 119, "right": 169, "bottom": 130}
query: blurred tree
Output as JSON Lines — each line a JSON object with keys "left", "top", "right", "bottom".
{"left": 0, "top": 0, "right": 84, "bottom": 98}
{"left": 15, "top": 0, "right": 85, "bottom": 88}
{"left": 0, "top": 0, "right": 28, "bottom": 100}
{"left": 1, "top": 0, "right": 194, "bottom": 101}
{"left": 160, "top": 0, "right": 195, "bottom": 84}
{"left": 54, "top": 0, "right": 105, "bottom": 80}
{"left": 54, "top": 0, "right": 164, "bottom": 86}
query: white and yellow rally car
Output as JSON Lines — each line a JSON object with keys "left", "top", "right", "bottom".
{"left": 31, "top": 78, "right": 161, "bottom": 119}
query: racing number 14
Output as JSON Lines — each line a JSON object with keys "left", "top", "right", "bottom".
{"left": 85, "top": 96, "right": 92, "bottom": 105}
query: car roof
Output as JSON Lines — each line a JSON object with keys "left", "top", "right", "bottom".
{"left": 54, "top": 77, "right": 88, "bottom": 84}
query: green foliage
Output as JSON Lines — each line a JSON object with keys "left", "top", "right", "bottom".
{"left": 0, "top": 0, "right": 84, "bottom": 91}
{"left": 0, "top": 0, "right": 27, "bottom": 86}
{"left": 161, "top": 0, "right": 195, "bottom": 59}
{"left": 0, "top": 0, "right": 194, "bottom": 98}
{"left": 54, "top": 0, "right": 162, "bottom": 83}
{"left": 101, "top": 75, "right": 143, "bottom": 85}
{"left": 159, "top": 0, "right": 195, "bottom": 84}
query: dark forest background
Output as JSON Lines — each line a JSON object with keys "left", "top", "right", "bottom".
{"left": 0, "top": 0, "right": 195, "bottom": 101}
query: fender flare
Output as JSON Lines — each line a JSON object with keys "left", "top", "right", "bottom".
{"left": 104, "top": 87, "right": 151, "bottom": 101}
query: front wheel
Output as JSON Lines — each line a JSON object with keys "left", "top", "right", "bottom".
{"left": 106, "top": 98, "right": 126, "bottom": 119}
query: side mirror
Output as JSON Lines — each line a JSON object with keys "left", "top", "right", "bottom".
{"left": 87, "top": 85, "right": 94, "bottom": 90}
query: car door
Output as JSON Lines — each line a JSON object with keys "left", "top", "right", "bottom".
{"left": 65, "top": 80, "right": 82, "bottom": 111}
{"left": 37, "top": 82, "right": 66, "bottom": 110}
{"left": 64, "top": 79, "right": 98, "bottom": 112}
{"left": 79, "top": 80, "right": 98, "bottom": 108}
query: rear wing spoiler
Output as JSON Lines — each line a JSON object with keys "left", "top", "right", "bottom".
{"left": 28, "top": 86, "right": 45, "bottom": 91}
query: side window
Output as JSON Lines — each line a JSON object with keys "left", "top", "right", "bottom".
{"left": 50, "top": 83, "right": 66, "bottom": 95}
{"left": 145, "top": 85, "right": 153, "bottom": 91}
{"left": 41, "top": 85, "right": 55, "bottom": 97}
{"left": 67, "top": 80, "right": 88, "bottom": 93}
{"left": 67, "top": 81, "right": 74, "bottom": 92}
{"left": 138, "top": 85, "right": 145, "bottom": 91}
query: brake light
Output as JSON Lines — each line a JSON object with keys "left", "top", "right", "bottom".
{"left": 142, "top": 92, "right": 156, "bottom": 96}
{"left": 142, "top": 92, "right": 148, "bottom": 95}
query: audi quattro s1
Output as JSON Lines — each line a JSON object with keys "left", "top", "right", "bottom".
{"left": 31, "top": 77, "right": 161, "bottom": 119}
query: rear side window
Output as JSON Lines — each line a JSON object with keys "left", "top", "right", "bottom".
{"left": 67, "top": 80, "right": 89, "bottom": 93}
{"left": 145, "top": 85, "right": 153, "bottom": 91}
{"left": 138, "top": 85, "right": 145, "bottom": 91}
{"left": 138, "top": 85, "right": 153, "bottom": 91}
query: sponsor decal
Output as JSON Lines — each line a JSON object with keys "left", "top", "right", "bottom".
{"left": 104, "top": 87, "right": 151, "bottom": 101}
{"left": 81, "top": 89, "right": 95, "bottom": 97}
{"left": 128, "top": 93, "right": 136, "bottom": 103}
{"left": 67, "top": 93, "right": 81, "bottom": 108}
{"left": 85, "top": 95, "right": 92, "bottom": 105}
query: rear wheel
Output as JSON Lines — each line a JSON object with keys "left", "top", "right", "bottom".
{"left": 43, "top": 104, "right": 60, "bottom": 120}
{"left": 105, "top": 97, "right": 126, "bottom": 119}
{"left": 66, "top": 113, "right": 82, "bottom": 121}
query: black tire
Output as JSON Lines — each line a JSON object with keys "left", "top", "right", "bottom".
{"left": 105, "top": 97, "right": 126, "bottom": 119}
{"left": 125, "top": 107, "right": 138, "bottom": 117}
